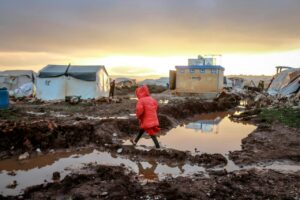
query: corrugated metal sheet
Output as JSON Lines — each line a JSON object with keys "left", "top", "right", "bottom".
{"left": 268, "top": 68, "right": 300, "bottom": 96}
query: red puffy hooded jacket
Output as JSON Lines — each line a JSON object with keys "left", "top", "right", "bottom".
{"left": 135, "top": 85, "right": 160, "bottom": 135}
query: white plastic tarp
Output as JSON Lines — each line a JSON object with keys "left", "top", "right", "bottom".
{"left": 36, "top": 76, "right": 66, "bottom": 100}
{"left": 0, "top": 70, "right": 35, "bottom": 92}
{"left": 13, "top": 82, "right": 36, "bottom": 97}
{"left": 66, "top": 76, "right": 97, "bottom": 99}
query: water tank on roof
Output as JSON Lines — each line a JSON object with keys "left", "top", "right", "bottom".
{"left": 0, "top": 88, "right": 9, "bottom": 109}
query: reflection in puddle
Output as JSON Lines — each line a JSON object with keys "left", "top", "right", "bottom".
{"left": 1, "top": 149, "right": 299, "bottom": 196}
{"left": 0, "top": 149, "right": 204, "bottom": 196}
{"left": 125, "top": 112, "right": 257, "bottom": 155}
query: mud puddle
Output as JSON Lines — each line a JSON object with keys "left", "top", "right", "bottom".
{"left": 124, "top": 112, "right": 257, "bottom": 155}
{"left": 0, "top": 149, "right": 205, "bottom": 196}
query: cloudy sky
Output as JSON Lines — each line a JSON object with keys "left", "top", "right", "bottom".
{"left": 1, "top": 0, "right": 300, "bottom": 77}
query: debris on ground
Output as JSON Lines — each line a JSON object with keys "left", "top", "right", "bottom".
{"left": 18, "top": 165, "right": 300, "bottom": 200}
{"left": 52, "top": 172, "right": 60, "bottom": 181}
{"left": 18, "top": 152, "right": 30, "bottom": 161}
{"left": 6, "top": 181, "right": 18, "bottom": 189}
{"left": 0, "top": 88, "right": 299, "bottom": 199}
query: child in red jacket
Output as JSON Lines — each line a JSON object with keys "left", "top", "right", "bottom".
{"left": 131, "top": 85, "right": 160, "bottom": 148}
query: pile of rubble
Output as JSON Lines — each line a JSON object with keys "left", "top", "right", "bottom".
{"left": 244, "top": 92, "right": 300, "bottom": 109}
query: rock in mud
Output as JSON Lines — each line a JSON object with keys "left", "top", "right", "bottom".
{"left": 18, "top": 152, "right": 30, "bottom": 160}
{"left": 36, "top": 148, "right": 42, "bottom": 155}
{"left": 193, "top": 153, "right": 227, "bottom": 168}
{"left": 6, "top": 180, "right": 18, "bottom": 189}
{"left": 52, "top": 171, "right": 60, "bottom": 181}
{"left": 117, "top": 148, "right": 123, "bottom": 154}
{"left": 7, "top": 171, "right": 16, "bottom": 176}
{"left": 100, "top": 191, "right": 108, "bottom": 196}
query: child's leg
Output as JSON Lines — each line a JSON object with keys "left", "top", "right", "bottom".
{"left": 150, "top": 135, "right": 160, "bottom": 148}
{"left": 134, "top": 129, "right": 145, "bottom": 143}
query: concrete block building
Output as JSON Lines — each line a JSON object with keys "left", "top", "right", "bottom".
{"left": 174, "top": 65, "right": 224, "bottom": 94}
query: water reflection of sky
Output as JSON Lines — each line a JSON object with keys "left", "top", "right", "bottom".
{"left": 0, "top": 149, "right": 205, "bottom": 196}
{"left": 129, "top": 112, "right": 257, "bottom": 154}
{"left": 185, "top": 117, "right": 221, "bottom": 134}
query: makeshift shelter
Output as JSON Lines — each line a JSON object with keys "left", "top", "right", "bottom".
{"left": 0, "top": 70, "right": 36, "bottom": 91}
{"left": 0, "top": 70, "right": 36, "bottom": 96}
{"left": 36, "top": 65, "right": 109, "bottom": 100}
{"left": 228, "top": 77, "right": 244, "bottom": 88}
{"left": 268, "top": 68, "right": 300, "bottom": 96}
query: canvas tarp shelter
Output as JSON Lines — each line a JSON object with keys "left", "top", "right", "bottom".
{"left": 36, "top": 65, "right": 109, "bottom": 100}
{"left": 0, "top": 70, "right": 36, "bottom": 96}
{"left": 268, "top": 68, "right": 300, "bottom": 96}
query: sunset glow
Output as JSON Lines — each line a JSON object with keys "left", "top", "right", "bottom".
{"left": 1, "top": 0, "right": 300, "bottom": 78}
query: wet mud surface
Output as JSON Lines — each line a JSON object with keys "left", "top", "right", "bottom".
{"left": 6, "top": 165, "right": 300, "bottom": 200}
{"left": 1, "top": 94, "right": 239, "bottom": 161}
{"left": 1, "top": 93, "right": 300, "bottom": 199}
{"left": 229, "top": 123, "right": 300, "bottom": 165}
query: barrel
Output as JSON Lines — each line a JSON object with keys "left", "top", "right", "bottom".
{"left": 0, "top": 88, "right": 9, "bottom": 109}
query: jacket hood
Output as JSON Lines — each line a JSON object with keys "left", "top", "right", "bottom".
{"left": 136, "top": 85, "right": 150, "bottom": 99}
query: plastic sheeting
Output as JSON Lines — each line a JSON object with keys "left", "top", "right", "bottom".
{"left": 38, "top": 65, "right": 107, "bottom": 81}
{"left": 0, "top": 70, "right": 35, "bottom": 79}
{"left": 268, "top": 68, "right": 300, "bottom": 96}
{"left": 0, "top": 70, "right": 36, "bottom": 92}
{"left": 68, "top": 65, "right": 105, "bottom": 81}
{"left": 13, "top": 82, "right": 35, "bottom": 97}
{"left": 38, "top": 65, "right": 69, "bottom": 78}
{"left": 36, "top": 76, "right": 66, "bottom": 100}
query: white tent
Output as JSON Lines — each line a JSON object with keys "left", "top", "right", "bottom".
{"left": 36, "top": 65, "right": 109, "bottom": 100}
{"left": 0, "top": 70, "right": 36, "bottom": 95}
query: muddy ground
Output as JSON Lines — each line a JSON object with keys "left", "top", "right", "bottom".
{"left": 1, "top": 91, "right": 300, "bottom": 199}
{"left": 229, "top": 109, "right": 300, "bottom": 165}
{"left": 10, "top": 165, "right": 300, "bottom": 200}
{"left": 229, "top": 123, "right": 300, "bottom": 165}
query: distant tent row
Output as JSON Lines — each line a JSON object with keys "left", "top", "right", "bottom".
{"left": 36, "top": 65, "right": 110, "bottom": 100}
{"left": 268, "top": 68, "right": 300, "bottom": 97}
{"left": 115, "top": 77, "right": 137, "bottom": 88}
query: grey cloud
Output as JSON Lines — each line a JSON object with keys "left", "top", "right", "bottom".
{"left": 0, "top": 0, "right": 300, "bottom": 54}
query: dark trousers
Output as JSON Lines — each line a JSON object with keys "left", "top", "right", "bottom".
{"left": 109, "top": 89, "right": 114, "bottom": 98}
{"left": 134, "top": 129, "right": 160, "bottom": 148}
